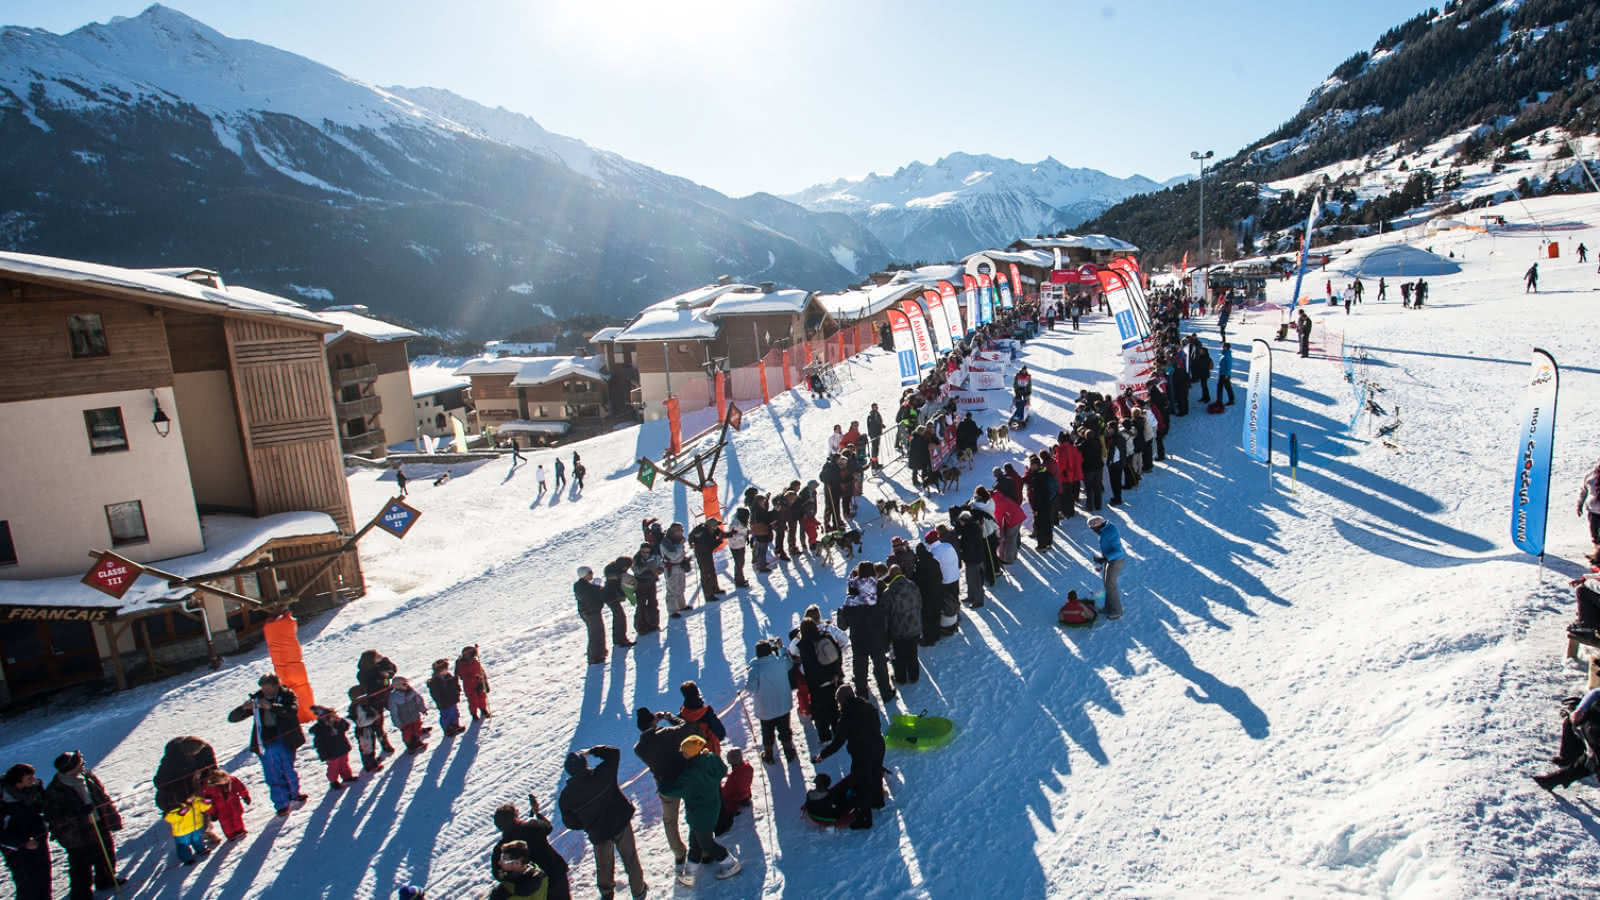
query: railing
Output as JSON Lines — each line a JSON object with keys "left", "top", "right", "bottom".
{"left": 340, "top": 430, "right": 386, "bottom": 454}
{"left": 335, "top": 394, "right": 383, "bottom": 418}
{"left": 336, "top": 364, "right": 378, "bottom": 387}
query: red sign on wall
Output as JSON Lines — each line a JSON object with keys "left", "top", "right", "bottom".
{"left": 82, "top": 553, "right": 140, "bottom": 599}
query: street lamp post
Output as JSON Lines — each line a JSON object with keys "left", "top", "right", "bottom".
{"left": 1190, "top": 150, "right": 1214, "bottom": 271}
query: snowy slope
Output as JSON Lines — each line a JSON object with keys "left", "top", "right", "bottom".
{"left": 3, "top": 194, "right": 1599, "bottom": 898}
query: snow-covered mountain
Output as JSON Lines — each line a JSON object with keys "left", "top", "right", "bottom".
{"left": 0, "top": 4, "right": 892, "bottom": 336}
{"left": 783, "top": 153, "right": 1168, "bottom": 262}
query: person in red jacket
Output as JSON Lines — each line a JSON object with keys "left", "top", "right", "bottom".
{"left": 714, "top": 747, "right": 753, "bottom": 835}
{"left": 1040, "top": 445, "right": 1064, "bottom": 523}
{"left": 989, "top": 487, "right": 1026, "bottom": 565}
{"left": 200, "top": 768, "right": 250, "bottom": 841}
{"left": 455, "top": 645, "right": 492, "bottom": 720}
{"left": 678, "top": 682, "right": 727, "bottom": 756}
{"left": 1054, "top": 433, "right": 1084, "bottom": 519}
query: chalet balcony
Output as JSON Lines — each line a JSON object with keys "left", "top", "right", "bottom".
{"left": 340, "top": 430, "right": 386, "bottom": 454}
{"left": 335, "top": 394, "right": 383, "bottom": 418}
{"left": 336, "top": 363, "right": 378, "bottom": 387}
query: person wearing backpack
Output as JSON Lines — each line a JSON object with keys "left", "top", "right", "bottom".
{"left": 795, "top": 617, "right": 846, "bottom": 743}
{"left": 879, "top": 565, "right": 924, "bottom": 684}
{"left": 678, "top": 682, "right": 727, "bottom": 757}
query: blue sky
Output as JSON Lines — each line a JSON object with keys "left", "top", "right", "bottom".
{"left": 1, "top": 1, "right": 1436, "bottom": 197}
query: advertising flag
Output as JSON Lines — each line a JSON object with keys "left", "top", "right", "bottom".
{"left": 1178, "top": 250, "right": 1189, "bottom": 283}
{"left": 886, "top": 308, "right": 919, "bottom": 386}
{"left": 922, "top": 290, "right": 952, "bottom": 351}
{"left": 937, "top": 280, "right": 963, "bottom": 342}
{"left": 1511, "top": 348, "right": 1559, "bottom": 557}
{"left": 977, "top": 273, "right": 994, "bottom": 324}
{"left": 1109, "top": 257, "right": 1153, "bottom": 337}
{"left": 997, "top": 276, "right": 1014, "bottom": 310}
{"left": 1290, "top": 193, "right": 1323, "bottom": 307}
{"left": 1242, "top": 339, "right": 1273, "bottom": 463}
{"left": 962, "top": 273, "right": 979, "bottom": 333}
{"left": 1094, "top": 269, "right": 1141, "bottom": 349}
{"left": 1009, "top": 263, "right": 1023, "bottom": 300}
{"left": 899, "top": 299, "right": 936, "bottom": 370}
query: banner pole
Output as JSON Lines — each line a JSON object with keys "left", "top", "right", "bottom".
{"left": 1537, "top": 553, "right": 1545, "bottom": 584}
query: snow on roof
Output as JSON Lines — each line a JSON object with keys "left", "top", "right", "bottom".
{"left": 889, "top": 264, "right": 966, "bottom": 286}
{"left": 1014, "top": 234, "right": 1140, "bottom": 252}
{"left": 589, "top": 326, "right": 624, "bottom": 344}
{"left": 0, "top": 512, "right": 339, "bottom": 613}
{"left": 409, "top": 356, "right": 472, "bottom": 397}
{"left": 498, "top": 420, "right": 571, "bottom": 435}
{"left": 0, "top": 251, "right": 332, "bottom": 328}
{"left": 613, "top": 283, "right": 743, "bottom": 342}
{"left": 318, "top": 309, "right": 420, "bottom": 344}
{"left": 508, "top": 355, "right": 607, "bottom": 387}
{"left": 706, "top": 287, "right": 811, "bottom": 317}
{"left": 817, "top": 282, "right": 926, "bottom": 322}
{"left": 965, "top": 249, "right": 1056, "bottom": 268}
{"left": 452, "top": 357, "right": 532, "bottom": 377}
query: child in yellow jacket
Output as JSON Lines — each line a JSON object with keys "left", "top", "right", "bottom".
{"left": 164, "top": 795, "right": 214, "bottom": 865}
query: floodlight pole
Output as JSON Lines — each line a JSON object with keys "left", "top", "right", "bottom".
{"left": 1191, "top": 150, "right": 1214, "bottom": 271}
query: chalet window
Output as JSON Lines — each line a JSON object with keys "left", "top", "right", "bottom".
{"left": 535, "top": 406, "right": 547, "bottom": 418}
{"left": 0, "top": 521, "right": 16, "bottom": 567}
{"left": 434, "top": 413, "right": 445, "bottom": 430}
{"left": 105, "top": 500, "right": 148, "bottom": 546}
{"left": 84, "top": 407, "right": 129, "bottom": 454}
{"left": 68, "top": 314, "right": 109, "bottom": 358}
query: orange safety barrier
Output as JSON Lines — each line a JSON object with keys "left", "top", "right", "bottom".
{"left": 262, "top": 613, "right": 316, "bottom": 723}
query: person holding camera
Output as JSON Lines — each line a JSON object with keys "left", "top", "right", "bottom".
{"left": 226, "top": 673, "right": 307, "bottom": 816}
{"left": 558, "top": 746, "right": 647, "bottom": 900}
{"left": 632, "top": 708, "right": 698, "bottom": 879}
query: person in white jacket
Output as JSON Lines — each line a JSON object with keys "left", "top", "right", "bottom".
{"left": 927, "top": 528, "right": 962, "bottom": 635}
{"left": 726, "top": 509, "right": 752, "bottom": 588}
{"left": 1580, "top": 459, "right": 1600, "bottom": 555}
{"left": 828, "top": 425, "right": 844, "bottom": 453}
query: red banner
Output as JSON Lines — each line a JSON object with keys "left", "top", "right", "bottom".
{"left": 263, "top": 613, "right": 317, "bottom": 723}
{"left": 759, "top": 358, "right": 770, "bottom": 403}
{"left": 781, "top": 350, "right": 792, "bottom": 390}
{"left": 666, "top": 396, "right": 682, "bottom": 456}
{"left": 1009, "top": 263, "right": 1022, "bottom": 298}
{"left": 921, "top": 289, "right": 951, "bottom": 351}
{"left": 899, "top": 299, "right": 936, "bottom": 370}
{"left": 714, "top": 370, "right": 726, "bottom": 420}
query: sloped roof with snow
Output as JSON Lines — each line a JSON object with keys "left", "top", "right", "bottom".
{"left": 817, "top": 281, "right": 927, "bottom": 322}
{"left": 453, "top": 357, "right": 532, "bottom": 377}
{"left": 0, "top": 512, "right": 339, "bottom": 613}
{"left": 508, "top": 356, "right": 607, "bottom": 387}
{"left": 706, "top": 287, "right": 812, "bottom": 317}
{"left": 887, "top": 264, "right": 966, "bottom": 286}
{"left": 319, "top": 309, "right": 420, "bottom": 344}
{"left": 1014, "top": 234, "right": 1140, "bottom": 252}
{"left": 965, "top": 249, "right": 1056, "bottom": 268}
{"left": 0, "top": 251, "right": 333, "bottom": 328}
{"left": 589, "top": 326, "right": 624, "bottom": 344}
{"left": 612, "top": 282, "right": 749, "bottom": 342}
{"left": 409, "top": 356, "right": 472, "bottom": 397}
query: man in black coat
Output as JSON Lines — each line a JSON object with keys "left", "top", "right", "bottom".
{"left": 1, "top": 763, "right": 51, "bottom": 900}
{"left": 1189, "top": 342, "right": 1212, "bottom": 403}
{"left": 866, "top": 403, "right": 886, "bottom": 469}
{"left": 913, "top": 540, "right": 945, "bottom": 647}
{"left": 633, "top": 707, "right": 698, "bottom": 877}
{"left": 837, "top": 581, "right": 895, "bottom": 704}
{"left": 813, "top": 685, "right": 886, "bottom": 830}
{"left": 493, "top": 794, "right": 571, "bottom": 900}
{"left": 226, "top": 673, "right": 307, "bottom": 816}
{"left": 955, "top": 412, "right": 982, "bottom": 456}
{"left": 558, "top": 746, "right": 646, "bottom": 900}
{"left": 687, "top": 519, "right": 727, "bottom": 602}
{"left": 907, "top": 429, "right": 932, "bottom": 490}
{"left": 575, "top": 567, "right": 612, "bottom": 665}
{"left": 819, "top": 456, "right": 845, "bottom": 530}
{"left": 42, "top": 751, "right": 124, "bottom": 898}
{"left": 954, "top": 510, "right": 988, "bottom": 607}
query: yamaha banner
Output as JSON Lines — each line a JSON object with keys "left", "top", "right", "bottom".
{"left": 1511, "top": 348, "right": 1559, "bottom": 557}
{"left": 886, "top": 308, "right": 919, "bottom": 385}
{"left": 1242, "top": 339, "right": 1273, "bottom": 463}
{"left": 1094, "top": 269, "right": 1141, "bottom": 349}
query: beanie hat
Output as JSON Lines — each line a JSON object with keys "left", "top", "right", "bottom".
{"left": 2, "top": 763, "right": 34, "bottom": 788}
{"left": 576, "top": 566, "right": 593, "bottom": 579}
{"left": 53, "top": 751, "right": 82, "bottom": 774}
{"left": 310, "top": 705, "right": 333, "bottom": 717}
{"left": 1086, "top": 515, "right": 1106, "bottom": 530}
{"left": 924, "top": 529, "right": 940, "bottom": 543}
{"left": 564, "top": 752, "right": 588, "bottom": 775}
{"left": 397, "top": 887, "right": 426, "bottom": 900}
{"left": 679, "top": 734, "right": 707, "bottom": 756}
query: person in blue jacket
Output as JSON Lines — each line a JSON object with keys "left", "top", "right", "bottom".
{"left": 1215, "top": 342, "right": 1235, "bottom": 406}
{"left": 1087, "top": 516, "right": 1126, "bottom": 619}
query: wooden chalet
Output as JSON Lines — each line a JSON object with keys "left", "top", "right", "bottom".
{"left": 318, "top": 306, "right": 420, "bottom": 457}
{"left": 0, "top": 252, "right": 362, "bottom": 706}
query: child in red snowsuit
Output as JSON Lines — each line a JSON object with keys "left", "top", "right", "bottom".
{"left": 200, "top": 768, "right": 251, "bottom": 840}
{"left": 714, "top": 747, "right": 754, "bottom": 835}
{"left": 455, "top": 645, "right": 492, "bottom": 720}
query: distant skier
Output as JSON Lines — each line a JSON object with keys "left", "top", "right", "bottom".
{"left": 1579, "top": 242, "right": 1589, "bottom": 263}
{"left": 508, "top": 438, "right": 525, "bottom": 464}
{"left": 456, "top": 644, "right": 492, "bottom": 720}
{"left": 1377, "top": 277, "right": 1387, "bottom": 301}
{"left": 553, "top": 458, "right": 566, "bottom": 491}
{"left": 1415, "top": 278, "right": 1428, "bottom": 307}
{"left": 1217, "top": 297, "right": 1231, "bottom": 342}
{"left": 1343, "top": 286, "right": 1353, "bottom": 316}
{"left": 1525, "top": 262, "right": 1539, "bottom": 293}
{"left": 1353, "top": 278, "right": 1364, "bottom": 302}
{"left": 385, "top": 676, "right": 429, "bottom": 755}
{"left": 1297, "top": 310, "right": 1314, "bottom": 357}
{"left": 394, "top": 465, "right": 408, "bottom": 498}
{"left": 574, "top": 459, "right": 586, "bottom": 493}
{"left": 1216, "top": 342, "right": 1236, "bottom": 405}
{"left": 536, "top": 464, "right": 547, "bottom": 496}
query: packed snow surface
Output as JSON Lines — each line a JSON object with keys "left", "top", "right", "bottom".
{"left": 3, "top": 194, "right": 1599, "bottom": 899}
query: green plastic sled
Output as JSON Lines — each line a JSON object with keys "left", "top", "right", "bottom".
{"left": 884, "top": 713, "right": 956, "bottom": 750}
